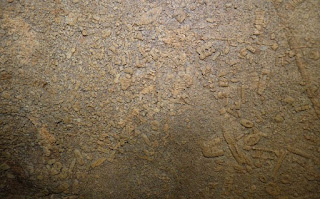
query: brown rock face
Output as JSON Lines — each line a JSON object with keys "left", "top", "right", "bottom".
{"left": 0, "top": 0, "right": 319, "bottom": 198}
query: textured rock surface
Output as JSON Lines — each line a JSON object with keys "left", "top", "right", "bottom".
{"left": 0, "top": 0, "right": 319, "bottom": 198}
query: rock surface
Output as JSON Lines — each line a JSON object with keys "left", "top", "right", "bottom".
{"left": 0, "top": 0, "right": 319, "bottom": 198}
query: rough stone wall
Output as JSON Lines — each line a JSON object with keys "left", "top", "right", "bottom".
{"left": 0, "top": 0, "right": 319, "bottom": 198}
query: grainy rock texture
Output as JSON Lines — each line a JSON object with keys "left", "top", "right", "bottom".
{"left": 0, "top": 0, "right": 319, "bottom": 198}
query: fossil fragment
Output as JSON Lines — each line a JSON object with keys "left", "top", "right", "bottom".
{"left": 265, "top": 182, "right": 280, "bottom": 196}
{"left": 120, "top": 77, "right": 131, "bottom": 90}
{"left": 257, "top": 68, "right": 270, "bottom": 95}
{"left": 309, "top": 50, "right": 319, "bottom": 60}
{"left": 74, "top": 149, "right": 84, "bottom": 165}
{"left": 219, "top": 78, "right": 229, "bottom": 87}
{"left": 0, "top": 163, "right": 10, "bottom": 171}
{"left": 271, "top": 43, "right": 279, "bottom": 51}
{"left": 141, "top": 133, "right": 151, "bottom": 146}
{"left": 274, "top": 114, "right": 284, "bottom": 123}
{"left": 287, "top": 146, "right": 312, "bottom": 159}
{"left": 272, "top": 150, "right": 287, "bottom": 177}
{"left": 212, "top": 51, "right": 221, "bottom": 61}
{"left": 50, "top": 162, "right": 62, "bottom": 175}
{"left": 90, "top": 157, "right": 107, "bottom": 169}
{"left": 286, "top": 0, "right": 306, "bottom": 10}
{"left": 280, "top": 174, "right": 292, "bottom": 184}
{"left": 201, "top": 138, "right": 224, "bottom": 158}
{"left": 283, "top": 96, "right": 295, "bottom": 104}
{"left": 37, "top": 126, "right": 56, "bottom": 156}
{"left": 238, "top": 84, "right": 246, "bottom": 104}
{"left": 223, "top": 128, "right": 252, "bottom": 166}
{"left": 56, "top": 182, "right": 70, "bottom": 193}
{"left": 101, "top": 29, "right": 112, "bottom": 38}
{"left": 137, "top": 7, "right": 162, "bottom": 25}
{"left": 196, "top": 42, "right": 216, "bottom": 60}
{"left": 0, "top": 71, "right": 12, "bottom": 80}
{"left": 150, "top": 120, "right": 160, "bottom": 131}
{"left": 244, "top": 134, "right": 260, "bottom": 146}
{"left": 254, "top": 10, "right": 265, "bottom": 35}
{"left": 243, "top": 129, "right": 267, "bottom": 148}
{"left": 295, "top": 104, "right": 311, "bottom": 112}
{"left": 66, "top": 13, "right": 78, "bottom": 26}
{"left": 240, "top": 119, "right": 254, "bottom": 128}
{"left": 246, "top": 45, "right": 256, "bottom": 53}
{"left": 174, "top": 9, "right": 186, "bottom": 23}
{"left": 239, "top": 48, "right": 248, "bottom": 57}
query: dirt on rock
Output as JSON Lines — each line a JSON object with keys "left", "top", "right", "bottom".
{"left": 0, "top": 0, "right": 319, "bottom": 198}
